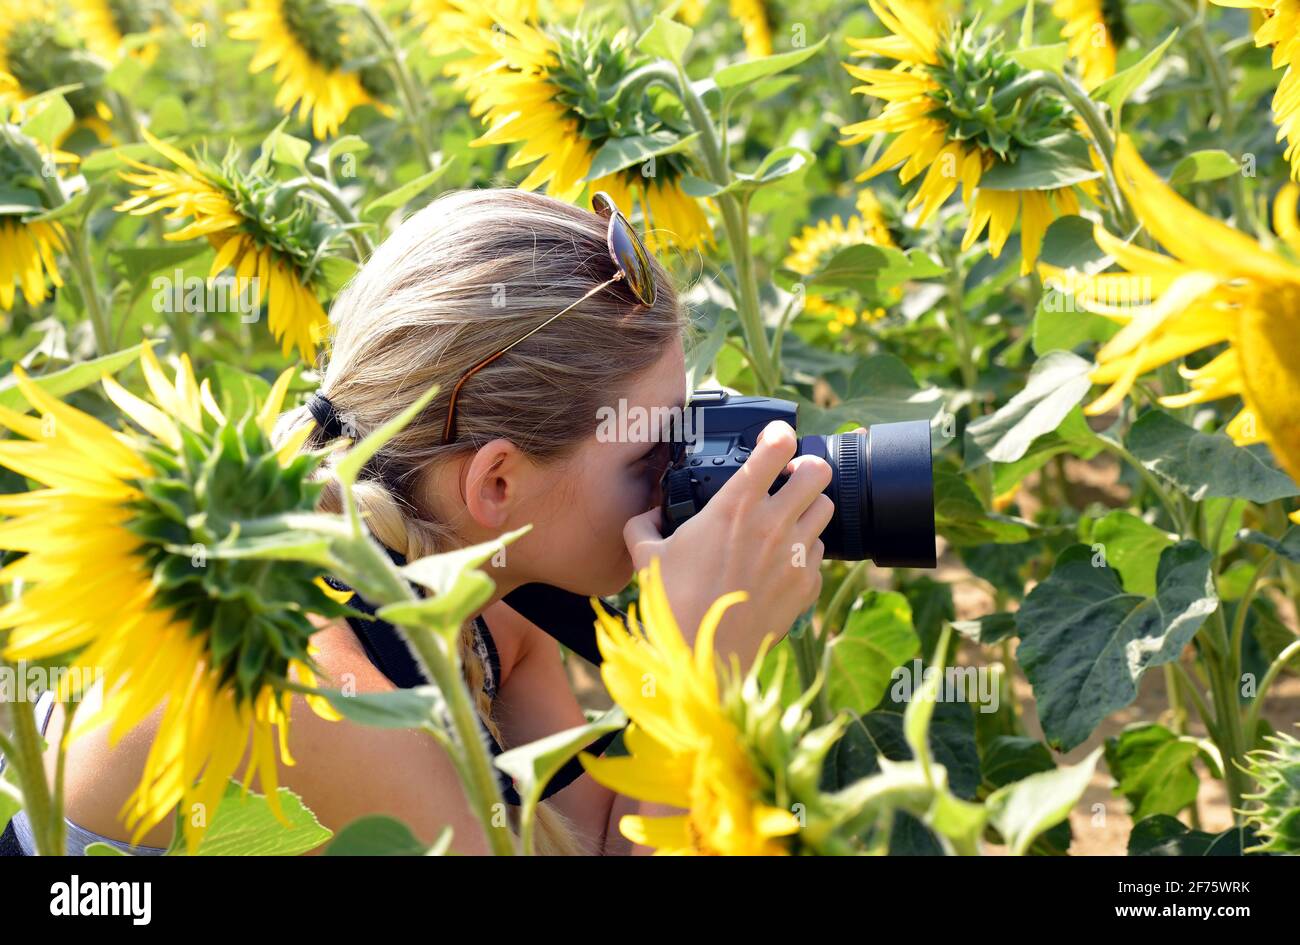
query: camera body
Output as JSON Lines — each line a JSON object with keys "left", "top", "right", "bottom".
{"left": 659, "top": 390, "right": 937, "bottom": 567}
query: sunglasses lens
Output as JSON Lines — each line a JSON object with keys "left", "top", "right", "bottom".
{"left": 592, "top": 191, "right": 616, "bottom": 219}
{"left": 608, "top": 212, "right": 656, "bottom": 306}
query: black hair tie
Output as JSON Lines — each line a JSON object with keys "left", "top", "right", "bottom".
{"left": 307, "top": 391, "right": 346, "bottom": 439}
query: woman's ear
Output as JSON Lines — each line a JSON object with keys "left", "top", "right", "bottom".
{"left": 461, "top": 438, "right": 525, "bottom": 529}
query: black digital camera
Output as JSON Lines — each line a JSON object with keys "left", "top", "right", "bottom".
{"left": 659, "top": 390, "right": 937, "bottom": 567}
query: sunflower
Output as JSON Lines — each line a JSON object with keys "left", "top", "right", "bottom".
{"left": 784, "top": 190, "right": 897, "bottom": 333}
{"left": 0, "top": 0, "right": 116, "bottom": 141}
{"left": 1211, "top": 0, "right": 1300, "bottom": 182}
{"left": 0, "top": 342, "right": 349, "bottom": 853}
{"left": 413, "top": 0, "right": 536, "bottom": 59}
{"left": 1039, "top": 135, "right": 1300, "bottom": 494}
{"left": 578, "top": 556, "right": 802, "bottom": 855}
{"left": 732, "top": 0, "right": 774, "bottom": 57}
{"left": 784, "top": 197, "right": 897, "bottom": 276}
{"left": 0, "top": 218, "right": 65, "bottom": 311}
{"left": 0, "top": 120, "right": 80, "bottom": 311}
{"left": 113, "top": 129, "right": 333, "bottom": 361}
{"left": 589, "top": 171, "right": 714, "bottom": 253}
{"left": 1052, "top": 0, "right": 1124, "bottom": 89}
{"left": 444, "top": 4, "right": 712, "bottom": 249}
{"left": 70, "top": 0, "right": 167, "bottom": 65}
{"left": 227, "top": 0, "right": 389, "bottom": 139}
{"left": 841, "top": 0, "right": 1094, "bottom": 275}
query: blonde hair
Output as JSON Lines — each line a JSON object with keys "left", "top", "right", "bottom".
{"left": 275, "top": 188, "right": 688, "bottom": 854}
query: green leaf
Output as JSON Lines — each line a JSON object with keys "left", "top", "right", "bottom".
{"left": 112, "top": 242, "right": 210, "bottom": 291}
{"left": 1090, "top": 510, "right": 1177, "bottom": 596}
{"left": 79, "top": 142, "right": 157, "bottom": 177}
{"left": 951, "top": 612, "right": 1018, "bottom": 645}
{"left": 326, "top": 816, "right": 449, "bottom": 855}
{"left": 84, "top": 842, "right": 129, "bottom": 855}
{"left": 20, "top": 94, "right": 74, "bottom": 149}
{"left": 977, "top": 134, "right": 1102, "bottom": 190}
{"left": 270, "top": 130, "right": 312, "bottom": 169}
{"left": 637, "top": 13, "right": 693, "bottom": 64}
{"left": 335, "top": 381, "right": 440, "bottom": 488}
{"left": 986, "top": 747, "right": 1102, "bottom": 855}
{"left": 320, "top": 684, "right": 449, "bottom": 731}
{"left": 1169, "top": 149, "right": 1240, "bottom": 186}
{"left": 1104, "top": 723, "right": 1200, "bottom": 820}
{"left": 934, "top": 471, "right": 1034, "bottom": 545}
{"left": 316, "top": 255, "right": 358, "bottom": 295}
{"left": 1239, "top": 526, "right": 1300, "bottom": 563}
{"left": 1032, "top": 298, "right": 1120, "bottom": 355}
{"left": 0, "top": 777, "right": 21, "bottom": 833}
{"left": 361, "top": 158, "right": 456, "bottom": 220}
{"left": 714, "top": 36, "right": 829, "bottom": 89}
{"left": 0, "top": 188, "right": 44, "bottom": 215}
{"left": 904, "top": 624, "right": 953, "bottom": 776}
{"left": 806, "top": 243, "right": 944, "bottom": 295}
{"left": 327, "top": 135, "right": 371, "bottom": 163}
{"left": 399, "top": 525, "right": 532, "bottom": 597}
{"left": 163, "top": 781, "right": 331, "bottom": 855}
{"left": 825, "top": 591, "right": 921, "bottom": 715}
{"left": 105, "top": 54, "right": 147, "bottom": 96}
{"left": 0, "top": 343, "right": 147, "bottom": 412}
{"left": 1125, "top": 410, "right": 1300, "bottom": 503}
{"left": 583, "top": 131, "right": 700, "bottom": 181}
{"left": 495, "top": 706, "right": 628, "bottom": 818}
{"left": 1037, "top": 214, "right": 1108, "bottom": 271}
{"left": 212, "top": 362, "right": 273, "bottom": 422}
{"left": 1092, "top": 30, "right": 1178, "bottom": 113}
{"left": 680, "top": 145, "right": 813, "bottom": 198}
{"left": 1127, "top": 814, "right": 1264, "bottom": 855}
{"left": 991, "top": 407, "right": 1101, "bottom": 496}
{"left": 1007, "top": 43, "right": 1068, "bottom": 75}
{"left": 28, "top": 185, "right": 102, "bottom": 225}
{"left": 964, "top": 351, "right": 1093, "bottom": 468}
{"left": 1015, "top": 541, "right": 1218, "bottom": 752}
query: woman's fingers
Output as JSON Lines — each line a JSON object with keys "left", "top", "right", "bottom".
{"left": 712, "top": 420, "right": 797, "bottom": 511}
{"left": 794, "top": 492, "right": 836, "bottom": 548}
{"left": 768, "top": 453, "right": 832, "bottom": 526}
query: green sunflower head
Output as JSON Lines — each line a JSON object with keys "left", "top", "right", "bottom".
{"left": 128, "top": 410, "right": 354, "bottom": 703}
{"left": 927, "top": 23, "right": 1072, "bottom": 161}
{"left": 1239, "top": 726, "right": 1300, "bottom": 854}
{"left": 4, "top": 17, "right": 107, "bottom": 120}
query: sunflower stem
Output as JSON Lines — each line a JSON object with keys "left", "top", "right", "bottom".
{"left": 1244, "top": 639, "right": 1300, "bottom": 752}
{"left": 1152, "top": 0, "right": 1263, "bottom": 237}
{"left": 327, "top": 493, "right": 516, "bottom": 854}
{"left": 2, "top": 677, "right": 59, "bottom": 855}
{"left": 351, "top": 0, "right": 436, "bottom": 173}
{"left": 639, "top": 61, "right": 781, "bottom": 392}
{"left": 284, "top": 175, "right": 376, "bottom": 260}
{"left": 1008, "top": 71, "right": 1133, "bottom": 233}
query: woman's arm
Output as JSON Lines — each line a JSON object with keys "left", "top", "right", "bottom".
{"left": 280, "top": 639, "right": 500, "bottom": 855}
{"left": 482, "top": 602, "right": 625, "bottom": 854}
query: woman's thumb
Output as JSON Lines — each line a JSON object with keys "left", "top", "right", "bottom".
{"left": 623, "top": 506, "right": 664, "bottom": 558}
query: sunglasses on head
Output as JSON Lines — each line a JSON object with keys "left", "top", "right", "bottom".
{"left": 441, "top": 191, "right": 657, "bottom": 445}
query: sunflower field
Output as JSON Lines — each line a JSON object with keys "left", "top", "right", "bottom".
{"left": 1, "top": 0, "right": 1299, "bottom": 863}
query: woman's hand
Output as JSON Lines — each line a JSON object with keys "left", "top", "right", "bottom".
{"left": 622, "top": 420, "right": 835, "bottom": 672}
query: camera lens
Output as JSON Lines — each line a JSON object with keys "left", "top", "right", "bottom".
{"left": 791, "top": 420, "right": 936, "bottom": 566}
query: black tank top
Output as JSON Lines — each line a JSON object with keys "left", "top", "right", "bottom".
{"left": 322, "top": 550, "right": 623, "bottom": 805}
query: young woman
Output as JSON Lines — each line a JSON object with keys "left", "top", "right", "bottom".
{"left": 7, "top": 188, "right": 834, "bottom": 856}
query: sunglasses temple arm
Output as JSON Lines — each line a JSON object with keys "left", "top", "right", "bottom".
{"left": 441, "top": 275, "right": 622, "bottom": 443}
